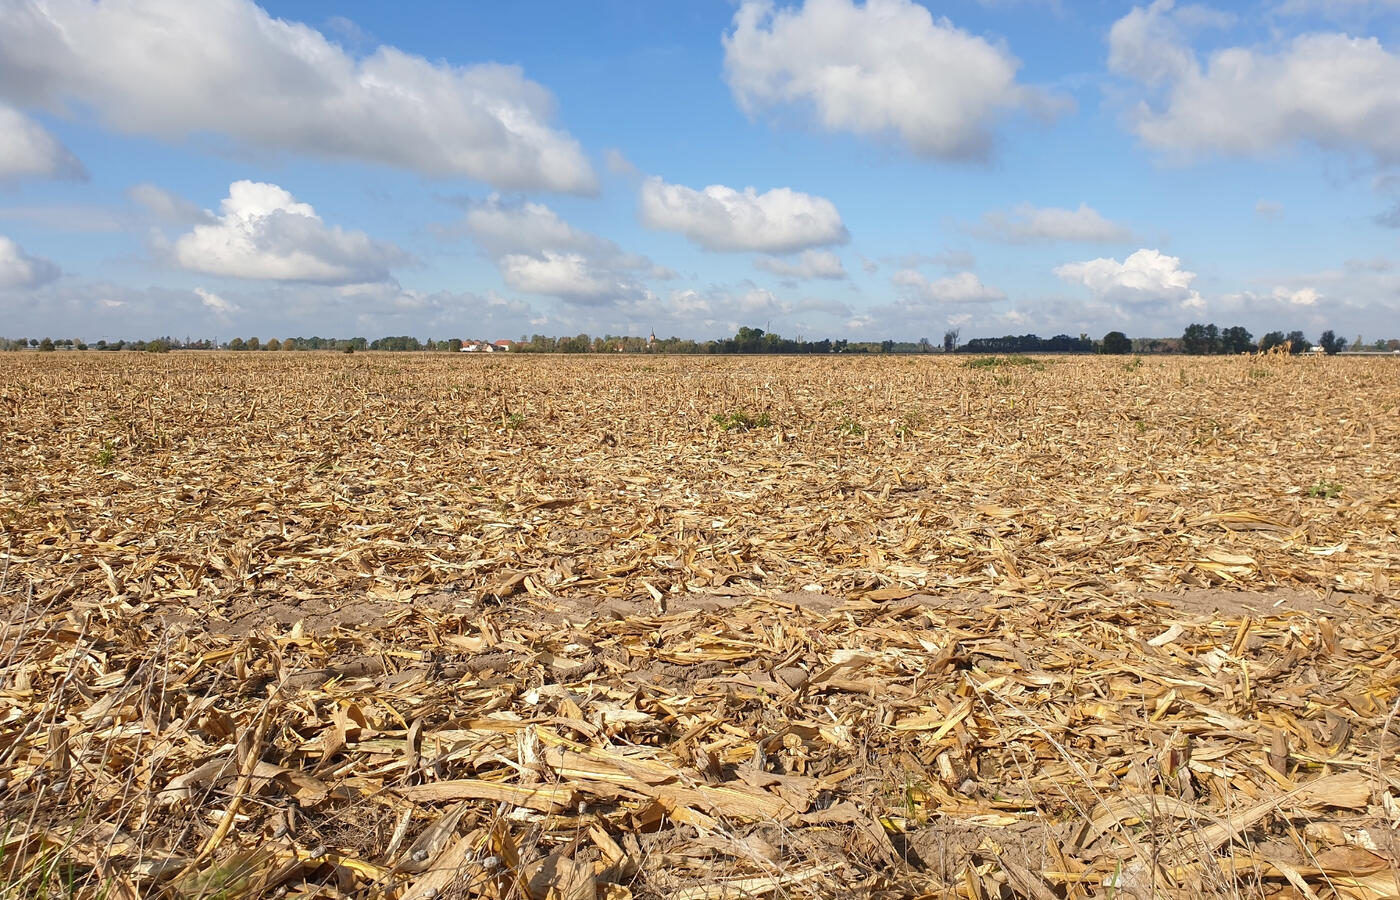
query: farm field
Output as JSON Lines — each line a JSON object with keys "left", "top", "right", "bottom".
{"left": 2, "top": 351, "right": 1399, "bottom": 899}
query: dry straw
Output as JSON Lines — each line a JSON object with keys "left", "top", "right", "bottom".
{"left": 1, "top": 351, "right": 1397, "bottom": 898}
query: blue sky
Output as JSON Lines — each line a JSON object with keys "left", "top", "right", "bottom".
{"left": 2, "top": 0, "right": 1400, "bottom": 344}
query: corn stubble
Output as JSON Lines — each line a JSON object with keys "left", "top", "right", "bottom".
{"left": 1, "top": 351, "right": 1398, "bottom": 899}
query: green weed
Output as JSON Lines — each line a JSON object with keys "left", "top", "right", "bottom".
{"left": 1307, "top": 481, "right": 1342, "bottom": 499}
{"left": 964, "top": 355, "right": 1043, "bottom": 371}
{"left": 711, "top": 409, "right": 772, "bottom": 431}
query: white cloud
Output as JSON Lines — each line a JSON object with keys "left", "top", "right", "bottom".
{"left": 1110, "top": 1, "right": 1400, "bottom": 163}
{"left": 1255, "top": 199, "right": 1284, "bottom": 219}
{"left": 498, "top": 252, "right": 625, "bottom": 304}
{"left": 0, "top": 103, "right": 84, "bottom": 180}
{"left": 974, "top": 203, "right": 1134, "bottom": 242}
{"left": 639, "top": 176, "right": 848, "bottom": 253}
{"left": 1054, "top": 248, "right": 1204, "bottom": 309}
{"left": 172, "top": 181, "right": 407, "bottom": 283}
{"left": 462, "top": 195, "right": 605, "bottom": 258}
{"left": 892, "top": 269, "right": 1005, "bottom": 303}
{"left": 129, "top": 184, "right": 214, "bottom": 225}
{"left": 460, "top": 195, "right": 658, "bottom": 305}
{"left": 194, "top": 286, "right": 239, "bottom": 320}
{"left": 0, "top": 235, "right": 60, "bottom": 288}
{"left": 754, "top": 250, "right": 847, "bottom": 279}
{"left": 0, "top": 0, "right": 595, "bottom": 192}
{"left": 605, "top": 149, "right": 639, "bottom": 176}
{"left": 723, "top": 0, "right": 1065, "bottom": 161}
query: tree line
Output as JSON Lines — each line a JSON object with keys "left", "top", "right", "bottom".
{"left": 4, "top": 325, "right": 1394, "bottom": 355}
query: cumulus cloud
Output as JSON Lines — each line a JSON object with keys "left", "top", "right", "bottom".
{"left": 460, "top": 195, "right": 658, "bottom": 305}
{"left": 1256, "top": 199, "right": 1284, "bottom": 219}
{"left": 0, "top": 103, "right": 84, "bottom": 180}
{"left": 0, "top": 235, "right": 60, "bottom": 288}
{"left": 172, "top": 181, "right": 407, "bottom": 283}
{"left": 1110, "top": 0, "right": 1400, "bottom": 163}
{"left": 754, "top": 250, "right": 847, "bottom": 279}
{"left": 0, "top": 0, "right": 595, "bottom": 192}
{"left": 1054, "top": 247, "right": 1204, "bottom": 309}
{"left": 974, "top": 203, "right": 1135, "bottom": 243}
{"left": 639, "top": 176, "right": 848, "bottom": 253}
{"left": 605, "top": 149, "right": 639, "bottom": 176}
{"left": 723, "top": 0, "right": 1065, "bottom": 161}
{"left": 892, "top": 269, "right": 1005, "bottom": 303}
{"left": 129, "top": 184, "right": 214, "bottom": 225}
{"left": 194, "top": 286, "right": 239, "bottom": 320}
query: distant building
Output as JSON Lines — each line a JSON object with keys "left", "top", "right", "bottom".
{"left": 493, "top": 340, "right": 514, "bottom": 351}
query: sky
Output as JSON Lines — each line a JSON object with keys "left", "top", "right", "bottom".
{"left": 3, "top": 0, "right": 1400, "bottom": 344}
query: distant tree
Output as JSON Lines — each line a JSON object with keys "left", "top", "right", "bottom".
{"left": 246, "top": 336, "right": 261, "bottom": 351}
{"left": 1101, "top": 331, "right": 1132, "bottom": 354}
{"left": 1259, "top": 331, "right": 1288, "bottom": 353}
{"left": 29, "top": 338, "right": 38, "bottom": 348}
{"left": 1203, "top": 323, "right": 1221, "bottom": 354}
{"left": 265, "top": 338, "right": 281, "bottom": 351}
{"left": 146, "top": 338, "right": 172, "bottom": 353}
{"left": 880, "top": 339, "right": 895, "bottom": 353}
{"left": 75, "top": 341, "right": 87, "bottom": 351}
{"left": 1221, "top": 326, "right": 1255, "bottom": 355}
{"left": 229, "top": 337, "right": 246, "bottom": 351}
{"left": 38, "top": 337, "right": 55, "bottom": 352}
{"left": 1286, "top": 330, "right": 1312, "bottom": 354}
{"left": 284, "top": 338, "right": 297, "bottom": 350}
{"left": 1181, "top": 323, "right": 1209, "bottom": 355}
{"left": 1318, "top": 330, "right": 1347, "bottom": 355}
{"left": 942, "top": 329, "right": 960, "bottom": 353}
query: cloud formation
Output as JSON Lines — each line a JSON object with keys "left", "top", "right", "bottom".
{"left": 892, "top": 269, "right": 1005, "bottom": 303}
{"left": 0, "top": 235, "right": 61, "bottom": 289}
{"left": 1110, "top": 0, "right": 1400, "bottom": 164}
{"left": 172, "top": 181, "right": 407, "bottom": 283}
{"left": 724, "top": 0, "right": 1064, "bottom": 160}
{"left": 1054, "top": 248, "right": 1204, "bottom": 310}
{"left": 129, "top": 184, "right": 215, "bottom": 225}
{"left": 461, "top": 195, "right": 659, "bottom": 305}
{"left": 0, "top": 0, "right": 595, "bottom": 192}
{"left": 974, "top": 203, "right": 1135, "bottom": 243}
{"left": 0, "top": 103, "right": 84, "bottom": 180}
{"left": 753, "top": 250, "right": 847, "bottom": 279}
{"left": 639, "top": 176, "right": 848, "bottom": 253}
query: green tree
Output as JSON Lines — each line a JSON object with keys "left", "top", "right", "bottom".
{"left": 1101, "top": 331, "right": 1132, "bottom": 354}
{"left": 1181, "top": 323, "right": 1209, "bottom": 355}
{"left": 1259, "top": 331, "right": 1287, "bottom": 353}
{"left": 246, "top": 336, "right": 261, "bottom": 351}
{"left": 1220, "top": 326, "right": 1254, "bottom": 354}
{"left": 1286, "top": 330, "right": 1312, "bottom": 354}
{"left": 1318, "top": 330, "right": 1347, "bottom": 355}
{"left": 943, "top": 329, "right": 959, "bottom": 353}
{"left": 38, "top": 337, "right": 55, "bottom": 352}
{"left": 229, "top": 337, "right": 246, "bottom": 351}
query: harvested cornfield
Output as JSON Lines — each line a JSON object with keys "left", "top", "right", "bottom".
{"left": 1, "top": 351, "right": 1398, "bottom": 899}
